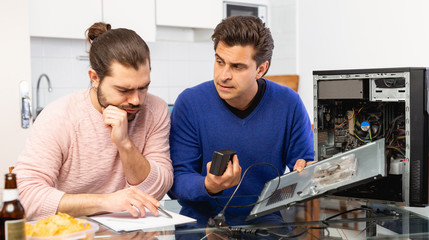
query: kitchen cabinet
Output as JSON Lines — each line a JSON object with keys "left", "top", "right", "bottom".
{"left": 30, "top": 0, "right": 221, "bottom": 40}
{"left": 29, "top": 0, "right": 156, "bottom": 41}
{"left": 103, "top": 0, "right": 156, "bottom": 42}
{"left": 29, "top": 0, "right": 101, "bottom": 39}
{"left": 156, "top": 0, "right": 223, "bottom": 29}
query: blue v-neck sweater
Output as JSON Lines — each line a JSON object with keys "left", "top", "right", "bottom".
{"left": 169, "top": 80, "right": 314, "bottom": 221}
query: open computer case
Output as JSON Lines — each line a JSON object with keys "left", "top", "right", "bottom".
{"left": 248, "top": 67, "right": 429, "bottom": 220}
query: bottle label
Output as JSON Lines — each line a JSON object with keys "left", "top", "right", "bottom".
{"left": 2, "top": 189, "right": 19, "bottom": 202}
{"left": 5, "top": 219, "right": 25, "bottom": 240}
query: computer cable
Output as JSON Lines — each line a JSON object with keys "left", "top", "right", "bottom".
{"left": 214, "top": 206, "right": 374, "bottom": 239}
{"left": 209, "top": 162, "right": 281, "bottom": 227}
{"left": 208, "top": 163, "right": 374, "bottom": 239}
{"left": 265, "top": 206, "right": 374, "bottom": 239}
{"left": 217, "top": 162, "right": 281, "bottom": 208}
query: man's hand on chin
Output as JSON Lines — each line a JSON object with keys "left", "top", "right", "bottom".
{"left": 102, "top": 105, "right": 130, "bottom": 147}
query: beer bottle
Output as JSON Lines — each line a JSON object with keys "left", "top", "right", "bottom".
{"left": 0, "top": 168, "right": 25, "bottom": 240}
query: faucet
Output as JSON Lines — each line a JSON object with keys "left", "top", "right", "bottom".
{"left": 34, "top": 73, "right": 52, "bottom": 121}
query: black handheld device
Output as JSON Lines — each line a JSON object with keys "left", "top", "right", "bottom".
{"left": 209, "top": 149, "right": 236, "bottom": 176}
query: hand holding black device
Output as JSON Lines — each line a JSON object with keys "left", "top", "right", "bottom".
{"left": 209, "top": 149, "right": 236, "bottom": 176}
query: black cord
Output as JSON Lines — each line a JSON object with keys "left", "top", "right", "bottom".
{"left": 209, "top": 166, "right": 374, "bottom": 239}
{"left": 209, "top": 162, "right": 281, "bottom": 227}
{"left": 264, "top": 207, "right": 373, "bottom": 239}
{"left": 216, "top": 162, "right": 281, "bottom": 211}
{"left": 322, "top": 206, "right": 372, "bottom": 225}
{"left": 386, "top": 115, "right": 404, "bottom": 141}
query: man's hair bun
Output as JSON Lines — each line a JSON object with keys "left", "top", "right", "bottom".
{"left": 86, "top": 22, "right": 111, "bottom": 43}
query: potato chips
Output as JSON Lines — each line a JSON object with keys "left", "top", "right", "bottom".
{"left": 26, "top": 212, "right": 92, "bottom": 237}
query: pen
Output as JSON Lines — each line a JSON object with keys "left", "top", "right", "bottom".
{"left": 158, "top": 207, "right": 173, "bottom": 219}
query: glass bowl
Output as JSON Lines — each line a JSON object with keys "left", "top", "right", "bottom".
{"left": 26, "top": 220, "right": 99, "bottom": 240}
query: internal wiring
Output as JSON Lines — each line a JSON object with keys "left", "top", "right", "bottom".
{"left": 331, "top": 104, "right": 384, "bottom": 144}
{"left": 354, "top": 127, "right": 372, "bottom": 143}
{"left": 386, "top": 146, "right": 406, "bottom": 157}
{"left": 386, "top": 115, "right": 404, "bottom": 141}
{"left": 332, "top": 118, "right": 351, "bottom": 131}
{"left": 332, "top": 106, "right": 375, "bottom": 143}
{"left": 385, "top": 115, "right": 406, "bottom": 159}
{"left": 332, "top": 108, "right": 355, "bottom": 131}
{"left": 352, "top": 106, "right": 375, "bottom": 142}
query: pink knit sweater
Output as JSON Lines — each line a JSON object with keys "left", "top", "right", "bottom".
{"left": 13, "top": 89, "right": 173, "bottom": 220}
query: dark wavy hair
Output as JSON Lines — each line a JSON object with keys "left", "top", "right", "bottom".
{"left": 211, "top": 16, "right": 274, "bottom": 75}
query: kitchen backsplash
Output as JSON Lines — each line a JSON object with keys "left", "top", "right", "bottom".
{"left": 30, "top": 38, "right": 215, "bottom": 108}
{"left": 30, "top": 0, "right": 296, "bottom": 109}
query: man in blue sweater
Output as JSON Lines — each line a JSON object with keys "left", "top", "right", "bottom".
{"left": 169, "top": 16, "right": 314, "bottom": 225}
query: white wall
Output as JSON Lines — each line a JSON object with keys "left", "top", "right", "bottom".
{"left": 298, "top": 0, "right": 429, "bottom": 215}
{"left": 269, "top": 0, "right": 297, "bottom": 75}
{"left": 298, "top": 0, "right": 429, "bottom": 122}
{"left": 0, "top": 0, "right": 31, "bottom": 183}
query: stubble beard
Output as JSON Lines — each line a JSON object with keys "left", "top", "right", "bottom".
{"left": 96, "top": 87, "right": 139, "bottom": 122}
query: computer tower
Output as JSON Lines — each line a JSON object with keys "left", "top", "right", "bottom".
{"left": 313, "top": 67, "right": 429, "bottom": 207}
{"left": 247, "top": 67, "right": 428, "bottom": 220}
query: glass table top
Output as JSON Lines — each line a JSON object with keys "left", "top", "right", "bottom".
{"left": 91, "top": 196, "right": 429, "bottom": 239}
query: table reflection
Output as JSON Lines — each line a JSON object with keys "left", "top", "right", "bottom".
{"left": 90, "top": 196, "right": 429, "bottom": 239}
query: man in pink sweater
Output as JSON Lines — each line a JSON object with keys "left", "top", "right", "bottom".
{"left": 13, "top": 22, "right": 173, "bottom": 220}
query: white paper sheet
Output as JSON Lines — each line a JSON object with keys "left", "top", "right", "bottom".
{"left": 89, "top": 209, "right": 196, "bottom": 232}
